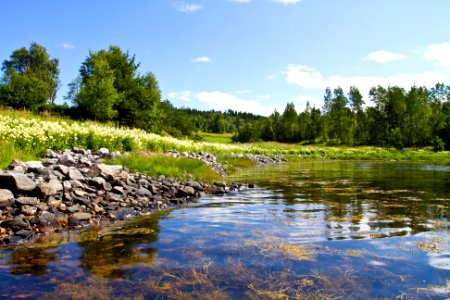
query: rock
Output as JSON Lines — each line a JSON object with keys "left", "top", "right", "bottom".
{"left": 0, "top": 172, "right": 37, "bottom": 192}
{"left": 177, "top": 186, "right": 196, "bottom": 197}
{"left": 25, "top": 161, "right": 44, "bottom": 173}
{"left": 136, "top": 187, "right": 152, "bottom": 197}
{"left": 58, "top": 153, "right": 76, "bottom": 166}
{"left": 89, "top": 177, "right": 106, "bottom": 187}
{"left": 46, "top": 149, "right": 60, "bottom": 159}
{"left": 71, "top": 212, "right": 92, "bottom": 221}
{"left": 2, "top": 216, "right": 30, "bottom": 232}
{"left": 21, "top": 205, "right": 37, "bottom": 215}
{"left": 38, "top": 179, "right": 63, "bottom": 196}
{"left": 98, "top": 148, "right": 110, "bottom": 156}
{"left": 38, "top": 212, "right": 58, "bottom": 227}
{"left": 68, "top": 167, "right": 84, "bottom": 181}
{"left": 0, "top": 189, "right": 15, "bottom": 208}
{"left": 16, "top": 197, "right": 39, "bottom": 206}
{"left": 187, "top": 181, "right": 203, "bottom": 190}
{"left": 214, "top": 181, "right": 226, "bottom": 188}
{"left": 15, "top": 229, "right": 32, "bottom": 238}
{"left": 88, "top": 164, "right": 126, "bottom": 179}
{"left": 8, "top": 159, "right": 28, "bottom": 173}
{"left": 55, "top": 165, "right": 69, "bottom": 176}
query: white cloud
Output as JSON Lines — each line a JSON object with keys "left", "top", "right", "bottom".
{"left": 192, "top": 56, "right": 212, "bottom": 63}
{"left": 366, "top": 50, "right": 407, "bottom": 64}
{"left": 195, "top": 91, "right": 280, "bottom": 116}
{"left": 284, "top": 64, "right": 449, "bottom": 97}
{"left": 284, "top": 64, "right": 325, "bottom": 89}
{"left": 424, "top": 42, "right": 450, "bottom": 69}
{"left": 59, "top": 43, "right": 74, "bottom": 49}
{"left": 168, "top": 90, "right": 192, "bottom": 102}
{"left": 174, "top": 2, "right": 203, "bottom": 13}
{"left": 272, "top": 0, "right": 303, "bottom": 4}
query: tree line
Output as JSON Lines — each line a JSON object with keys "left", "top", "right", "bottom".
{"left": 234, "top": 84, "right": 450, "bottom": 151}
{"left": 1, "top": 42, "right": 449, "bottom": 150}
{"left": 0, "top": 42, "right": 261, "bottom": 138}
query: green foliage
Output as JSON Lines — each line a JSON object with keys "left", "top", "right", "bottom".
{"left": 0, "top": 42, "right": 59, "bottom": 109}
{"left": 104, "top": 154, "right": 223, "bottom": 183}
{"left": 234, "top": 83, "right": 450, "bottom": 150}
{"left": 198, "top": 132, "right": 233, "bottom": 144}
{"left": 433, "top": 136, "right": 445, "bottom": 152}
{"left": 76, "top": 55, "right": 119, "bottom": 121}
{"left": 0, "top": 140, "right": 37, "bottom": 169}
{"left": 68, "top": 45, "right": 161, "bottom": 131}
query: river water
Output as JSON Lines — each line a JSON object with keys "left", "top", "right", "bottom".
{"left": 0, "top": 161, "right": 449, "bottom": 299}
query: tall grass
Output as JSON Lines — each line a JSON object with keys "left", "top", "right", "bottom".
{"left": 1, "top": 109, "right": 449, "bottom": 164}
{"left": 104, "top": 153, "right": 223, "bottom": 183}
{"left": 0, "top": 140, "right": 37, "bottom": 169}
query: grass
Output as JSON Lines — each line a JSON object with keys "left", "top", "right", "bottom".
{"left": 1, "top": 109, "right": 450, "bottom": 171}
{"left": 197, "top": 132, "right": 233, "bottom": 144}
{"left": 0, "top": 140, "right": 37, "bottom": 169}
{"left": 103, "top": 153, "right": 223, "bottom": 183}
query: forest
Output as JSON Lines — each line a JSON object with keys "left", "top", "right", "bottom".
{"left": 1, "top": 43, "right": 450, "bottom": 150}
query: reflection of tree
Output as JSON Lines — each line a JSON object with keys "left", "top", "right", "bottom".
{"left": 77, "top": 212, "right": 164, "bottom": 278}
{"left": 234, "top": 162, "right": 450, "bottom": 240}
{"left": 9, "top": 234, "right": 63, "bottom": 276}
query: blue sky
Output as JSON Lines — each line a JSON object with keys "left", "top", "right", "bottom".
{"left": 1, "top": 0, "right": 449, "bottom": 115}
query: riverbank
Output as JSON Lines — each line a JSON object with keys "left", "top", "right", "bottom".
{"left": 1, "top": 110, "right": 449, "bottom": 171}
{"left": 0, "top": 148, "right": 256, "bottom": 245}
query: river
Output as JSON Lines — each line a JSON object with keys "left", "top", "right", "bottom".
{"left": 0, "top": 161, "right": 449, "bottom": 299}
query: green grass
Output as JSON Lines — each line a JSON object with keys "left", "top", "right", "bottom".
{"left": 216, "top": 155, "right": 256, "bottom": 174}
{"left": 0, "top": 140, "right": 37, "bottom": 169}
{"left": 104, "top": 153, "right": 223, "bottom": 183}
{"left": 198, "top": 132, "right": 233, "bottom": 144}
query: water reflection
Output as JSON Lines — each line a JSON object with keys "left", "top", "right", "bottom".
{"left": 0, "top": 161, "right": 448, "bottom": 299}
{"left": 230, "top": 161, "right": 450, "bottom": 240}
{"left": 77, "top": 212, "right": 163, "bottom": 278}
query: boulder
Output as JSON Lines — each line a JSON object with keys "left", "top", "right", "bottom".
{"left": 0, "top": 172, "right": 37, "bottom": 192}
{"left": 0, "top": 189, "right": 14, "bottom": 208}
{"left": 38, "top": 179, "right": 63, "bottom": 196}
{"left": 25, "top": 161, "right": 44, "bottom": 173}
{"left": 16, "top": 197, "right": 39, "bottom": 206}
{"left": 68, "top": 167, "right": 85, "bottom": 181}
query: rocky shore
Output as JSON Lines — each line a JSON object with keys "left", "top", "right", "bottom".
{"left": 0, "top": 148, "right": 251, "bottom": 245}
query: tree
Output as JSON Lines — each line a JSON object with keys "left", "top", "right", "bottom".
{"left": 0, "top": 42, "right": 59, "bottom": 109}
{"left": 69, "top": 45, "right": 162, "bottom": 130}
{"left": 76, "top": 55, "right": 118, "bottom": 121}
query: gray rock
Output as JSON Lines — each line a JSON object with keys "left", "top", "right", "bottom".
{"left": 55, "top": 165, "right": 69, "bottom": 176}
{"left": 98, "top": 148, "right": 110, "bottom": 156}
{"left": 25, "top": 161, "right": 44, "bottom": 173}
{"left": 38, "top": 179, "right": 63, "bottom": 196}
{"left": 136, "top": 187, "right": 152, "bottom": 197}
{"left": 8, "top": 159, "right": 28, "bottom": 173}
{"left": 58, "top": 153, "right": 75, "bottom": 166}
{"left": 89, "top": 177, "right": 105, "bottom": 187}
{"left": 177, "top": 186, "right": 196, "bottom": 197}
{"left": 46, "top": 149, "right": 60, "bottom": 159}
{"left": 71, "top": 212, "right": 92, "bottom": 221}
{"left": 0, "top": 172, "right": 37, "bottom": 192}
{"left": 16, "top": 197, "right": 39, "bottom": 205}
{"left": 0, "top": 189, "right": 14, "bottom": 208}
{"left": 68, "top": 167, "right": 84, "bottom": 181}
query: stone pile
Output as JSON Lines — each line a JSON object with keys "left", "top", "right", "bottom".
{"left": 167, "top": 150, "right": 226, "bottom": 178}
{"left": 0, "top": 148, "right": 249, "bottom": 244}
{"left": 233, "top": 153, "right": 288, "bottom": 165}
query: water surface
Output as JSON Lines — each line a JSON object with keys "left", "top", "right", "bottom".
{"left": 0, "top": 161, "right": 449, "bottom": 299}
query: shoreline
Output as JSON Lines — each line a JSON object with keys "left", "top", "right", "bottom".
{"left": 0, "top": 148, "right": 254, "bottom": 245}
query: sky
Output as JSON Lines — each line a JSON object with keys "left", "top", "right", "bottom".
{"left": 0, "top": 0, "right": 449, "bottom": 116}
